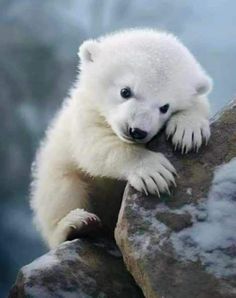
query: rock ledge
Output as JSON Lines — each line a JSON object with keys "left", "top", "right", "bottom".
{"left": 115, "top": 100, "right": 236, "bottom": 298}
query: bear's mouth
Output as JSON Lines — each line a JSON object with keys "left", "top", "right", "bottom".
{"left": 119, "top": 133, "right": 149, "bottom": 144}
{"left": 119, "top": 133, "right": 135, "bottom": 144}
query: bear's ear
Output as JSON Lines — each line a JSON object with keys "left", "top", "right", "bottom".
{"left": 195, "top": 74, "right": 213, "bottom": 96}
{"left": 78, "top": 39, "right": 99, "bottom": 63}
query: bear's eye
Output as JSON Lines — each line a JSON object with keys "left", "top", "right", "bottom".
{"left": 159, "top": 104, "right": 169, "bottom": 114}
{"left": 120, "top": 87, "right": 132, "bottom": 99}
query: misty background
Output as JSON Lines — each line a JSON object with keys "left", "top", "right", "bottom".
{"left": 0, "top": 0, "right": 235, "bottom": 295}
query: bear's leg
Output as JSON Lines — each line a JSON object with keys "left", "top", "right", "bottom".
{"left": 32, "top": 164, "right": 102, "bottom": 248}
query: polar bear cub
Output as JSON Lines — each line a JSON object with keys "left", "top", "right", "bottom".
{"left": 31, "top": 29, "right": 212, "bottom": 248}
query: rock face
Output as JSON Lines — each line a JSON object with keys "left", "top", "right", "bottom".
{"left": 115, "top": 100, "right": 236, "bottom": 298}
{"left": 10, "top": 239, "right": 143, "bottom": 298}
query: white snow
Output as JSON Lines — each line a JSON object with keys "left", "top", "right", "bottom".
{"left": 186, "top": 188, "right": 192, "bottom": 196}
{"left": 23, "top": 253, "right": 59, "bottom": 279}
{"left": 171, "top": 158, "right": 236, "bottom": 277}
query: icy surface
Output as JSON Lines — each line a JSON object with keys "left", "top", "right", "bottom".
{"left": 171, "top": 158, "right": 236, "bottom": 277}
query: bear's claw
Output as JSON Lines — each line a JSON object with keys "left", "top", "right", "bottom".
{"left": 63, "top": 209, "right": 102, "bottom": 241}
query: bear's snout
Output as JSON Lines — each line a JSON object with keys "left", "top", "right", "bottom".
{"left": 129, "top": 127, "right": 148, "bottom": 140}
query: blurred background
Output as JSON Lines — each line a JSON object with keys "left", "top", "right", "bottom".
{"left": 0, "top": 0, "right": 235, "bottom": 295}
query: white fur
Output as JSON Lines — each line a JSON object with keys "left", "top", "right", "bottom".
{"left": 31, "top": 29, "right": 212, "bottom": 248}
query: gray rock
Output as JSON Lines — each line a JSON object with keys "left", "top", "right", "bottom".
{"left": 115, "top": 100, "right": 236, "bottom": 298}
{"left": 10, "top": 239, "right": 143, "bottom": 298}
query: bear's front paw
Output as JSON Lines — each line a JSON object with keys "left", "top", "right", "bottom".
{"left": 166, "top": 113, "right": 210, "bottom": 153}
{"left": 127, "top": 153, "right": 176, "bottom": 196}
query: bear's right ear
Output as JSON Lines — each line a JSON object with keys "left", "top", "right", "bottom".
{"left": 78, "top": 39, "right": 100, "bottom": 63}
{"left": 195, "top": 74, "right": 213, "bottom": 96}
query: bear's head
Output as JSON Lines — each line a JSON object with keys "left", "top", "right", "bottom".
{"left": 78, "top": 29, "right": 212, "bottom": 144}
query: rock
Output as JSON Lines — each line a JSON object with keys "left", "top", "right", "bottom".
{"left": 9, "top": 239, "right": 143, "bottom": 298}
{"left": 115, "top": 100, "right": 236, "bottom": 298}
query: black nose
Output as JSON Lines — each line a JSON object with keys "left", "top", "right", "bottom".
{"left": 129, "top": 128, "right": 148, "bottom": 140}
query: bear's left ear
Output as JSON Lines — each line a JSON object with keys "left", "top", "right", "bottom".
{"left": 195, "top": 74, "right": 213, "bottom": 96}
{"left": 78, "top": 39, "right": 100, "bottom": 63}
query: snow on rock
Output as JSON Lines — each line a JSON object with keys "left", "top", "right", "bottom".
{"left": 23, "top": 253, "right": 59, "bottom": 279}
{"left": 171, "top": 158, "right": 236, "bottom": 277}
{"left": 128, "top": 199, "right": 169, "bottom": 259}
